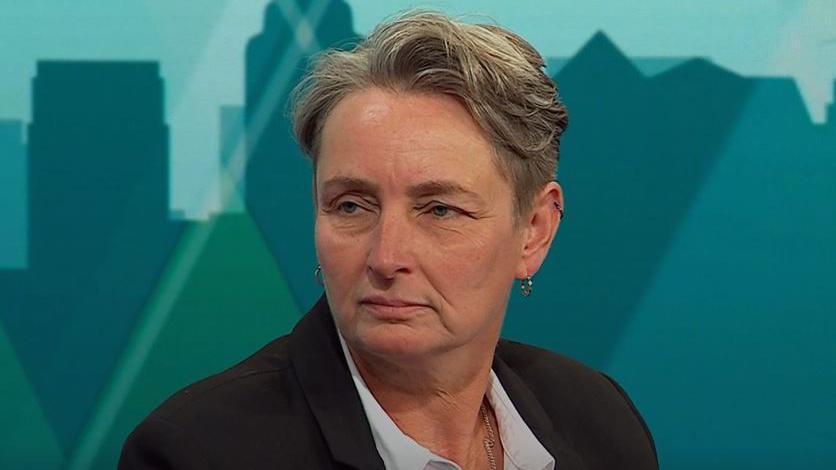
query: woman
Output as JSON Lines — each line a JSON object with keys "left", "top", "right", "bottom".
{"left": 120, "top": 11, "right": 657, "bottom": 470}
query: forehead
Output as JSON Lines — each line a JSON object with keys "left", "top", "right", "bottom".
{"left": 316, "top": 88, "right": 506, "bottom": 192}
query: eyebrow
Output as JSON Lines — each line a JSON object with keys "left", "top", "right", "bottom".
{"left": 320, "top": 176, "right": 379, "bottom": 196}
{"left": 406, "top": 180, "right": 484, "bottom": 203}
{"left": 319, "top": 176, "right": 484, "bottom": 203}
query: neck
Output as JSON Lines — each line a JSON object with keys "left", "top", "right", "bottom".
{"left": 347, "top": 338, "right": 499, "bottom": 466}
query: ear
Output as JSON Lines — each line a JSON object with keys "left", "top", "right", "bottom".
{"left": 515, "top": 181, "right": 564, "bottom": 279}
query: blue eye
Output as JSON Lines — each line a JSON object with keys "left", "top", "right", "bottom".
{"left": 429, "top": 204, "right": 456, "bottom": 218}
{"left": 337, "top": 201, "right": 360, "bottom": 214}
{"left": 431, "top": 205, "right": 449, "bottom": 217}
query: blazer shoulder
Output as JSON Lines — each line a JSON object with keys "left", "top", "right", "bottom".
{"left": 496, "top": 338, "right": 600, "bottom": 382}
{"left": 121, "top": 334, "right": 335, "bottom": 468}
{"left": 149, "top": 334, "right": 294, "bottom": 421}
{"left": 496, "top": 339, "right": 658, "bottom": 469}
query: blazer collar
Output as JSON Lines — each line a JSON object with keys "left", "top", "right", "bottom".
{"left": 289, "top": 295, "right": 386, "bottom": 470}
{"left": 493, "top": 346, "right": 587, "bottom": 470}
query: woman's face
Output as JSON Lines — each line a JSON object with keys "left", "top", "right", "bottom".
{"left": 314, "top": 87, "right": 529, "bottom": 360}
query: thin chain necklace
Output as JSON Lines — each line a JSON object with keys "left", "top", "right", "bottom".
{"left": 479, "top": 399, "right": 498, "bottom": 470}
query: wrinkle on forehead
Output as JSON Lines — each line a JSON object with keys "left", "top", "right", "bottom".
{"left": 323, "top": 88, "right": 488, "bottom": 151}
{"left": 316, "top": 87, "right": 512, "bottom": 207}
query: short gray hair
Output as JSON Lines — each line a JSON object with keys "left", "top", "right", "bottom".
{"left": 292, "top": 10, "right": 569, "bottom": 217}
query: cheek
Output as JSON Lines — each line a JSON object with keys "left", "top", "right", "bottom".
{"left": 315, "top": 220, "right": 364, "bottom": 293}
{"left": 427, "top": 225, "right": 520, "bottom": 304}
{"left": 316, "top": 214, "right": 361, "bottom": 255}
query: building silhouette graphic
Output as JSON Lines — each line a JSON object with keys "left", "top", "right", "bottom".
{"left": 0, "top": 120, "right": 27, "bottom": 269}
{"left": 218, "top": 105, "right": 246, "bottom": 213}
{"left": 505, "top": 32, "right": 758, "bottom": 365}
{"left": 0, "top": 61, "right": 184, "bottom": 452}
{"left": 245, "top": 0, "right": 360, "bottom": 309}
{"left": 504, "top": 31, "right": 836, "bottom": 370}
{"left": 548, "top": 55, "right": 696, "bottom": 77}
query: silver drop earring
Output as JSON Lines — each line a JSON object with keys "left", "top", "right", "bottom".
{"left": 520, "top": 276, "right": 533, "bottom": 297}
{"left": 314, "top": 265, "right": 324, "bottom": 286}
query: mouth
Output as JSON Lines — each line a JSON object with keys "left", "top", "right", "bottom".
{"left": 359, "top": 296, "right": 429, "bottom": 321}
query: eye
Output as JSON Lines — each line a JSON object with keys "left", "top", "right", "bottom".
{"left": 427, "top": 203, "right": 459, "bottom": 219}
{"left": 431, "top": 205, "right": 450, "bottom": 217}
{"left": 337, "top": 201, "right": 361, "bottom": 214}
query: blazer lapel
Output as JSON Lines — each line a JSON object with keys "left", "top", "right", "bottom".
{"left": 493, "top": 349, "right": 587, "bottom": 470}
{"left": 289, "top": 295, "right": 386, "bottom": 470}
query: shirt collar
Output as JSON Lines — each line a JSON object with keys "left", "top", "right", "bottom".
{"left": 486, "top": 364, "right": 556, "bottom": 470}
{"left": 337, "top": 332, "right": 555, "bottom": 470}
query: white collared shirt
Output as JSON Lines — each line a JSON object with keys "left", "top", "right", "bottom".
{"left": 337, "top": 334, "right": 556, "bottom": 470}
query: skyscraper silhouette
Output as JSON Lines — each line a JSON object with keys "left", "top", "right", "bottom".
{"left": 548, "top": 55, "right": 696, "bottom": 77}
{"left": 245, "top": 0, "right": 360, "bottom": 310}
{"left": 516, "top": 32, "right": 753, "bottom": 365}
{"left": 218, "top": 105, "right": 246, "bottom": 213}
{"left": 0, "top": 119, "right": 27, "bottom": 269}
{"left": 503, "top": 32, "right": 836, "bottom": 370}
{"left": 0, "top": 60, "right": 184, "bottom": 452}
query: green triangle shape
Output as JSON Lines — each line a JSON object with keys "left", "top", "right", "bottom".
{"left": 0, "top": 323, "right": 64, "bottom": 469}
{"left": 67, "top": 214, "right": 302, "bottom": 469}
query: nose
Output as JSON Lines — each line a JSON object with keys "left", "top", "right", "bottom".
{"left": 366, "top": 207, "right": 412, "bottom": 282}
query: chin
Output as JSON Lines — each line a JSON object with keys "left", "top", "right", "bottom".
{"left": 350, "top": 322, "right": 439, "bottom": 359}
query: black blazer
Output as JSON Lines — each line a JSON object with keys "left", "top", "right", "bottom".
{"left": 120, "top": 295, "right": 658, "bottom": 469}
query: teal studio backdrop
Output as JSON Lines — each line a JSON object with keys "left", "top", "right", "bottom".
{"left": 1, "top": 1, "right": 834, "bottom": 468}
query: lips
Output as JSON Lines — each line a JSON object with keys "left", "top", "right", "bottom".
{"left": 359, "top": 295, "right": 428, "bottom": 320}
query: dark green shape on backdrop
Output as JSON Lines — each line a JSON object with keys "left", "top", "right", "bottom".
{"left": 88, "top": 214, "right": 301, "bottom": 469}
{"left": 0, "top": 120, "right": 27, "bottom": 269}
{"left": 0, "top": 61, "right": 185, "bottom": 452}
